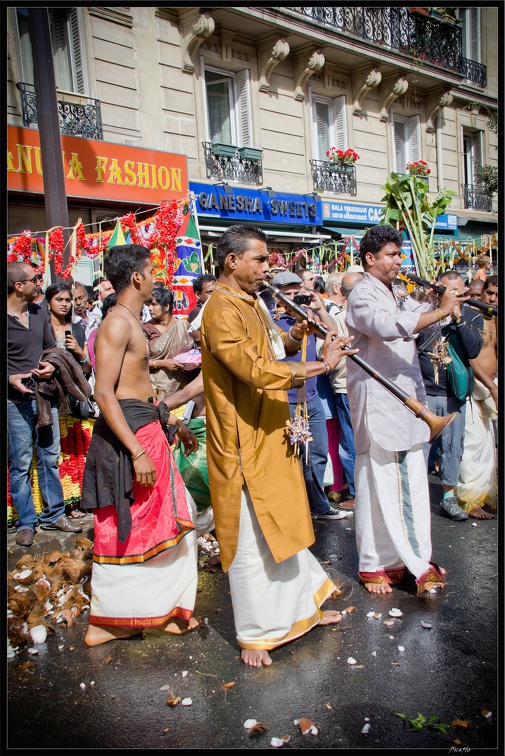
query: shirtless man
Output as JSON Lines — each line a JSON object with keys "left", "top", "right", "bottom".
{"left": 456, "top": 275, "right": 498, "bottom": 519}
{"left": 82, "top": 244, "right": 199, "bottom": 646}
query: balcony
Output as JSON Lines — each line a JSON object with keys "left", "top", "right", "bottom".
{"left": 310, "top": 160, "right": 357, "bottom": 195}
{"left": 202, "top": 142, "right": 263, "bottom": 184}
{"left": 462, "top": 184, "right": 493, "bottom": 212}
{"left": 287, "top": 7, "right": 486, "bottom": 87}
{"left": 17, "top": 82, "right": 103, "bottom": 140}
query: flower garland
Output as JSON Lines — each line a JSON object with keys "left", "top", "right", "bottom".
{"left": 49, "top": 227, "right": 65, "bottom": 274}
{"left": 269, "top": 251, "right": 286, "bottom": 268}
{"left": 121, "top": 212, "right": 140, "bottom": 245}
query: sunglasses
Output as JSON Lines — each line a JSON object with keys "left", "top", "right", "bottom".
{"left": 17, "top": 274, "right": 40, "bottom": 284}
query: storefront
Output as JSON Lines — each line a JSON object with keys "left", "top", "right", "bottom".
{"left": 189, "top": 181, "right": 336, "bottom": 273}
{"left": 7, "top": 125, "right": 188, "bottom": 283}
{"left": 318, "top": 198, "right": 460, "bottom": 271}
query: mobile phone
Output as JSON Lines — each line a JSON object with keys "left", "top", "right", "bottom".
{"left": 293, "top": 294, "right": 312, "bottom": 306}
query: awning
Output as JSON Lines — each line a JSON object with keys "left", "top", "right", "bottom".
{"left": 198, "top": 224, "right": 331, "bottom": 244}
{"left": 320, "top": 226, "right": 365, "bottom": 238}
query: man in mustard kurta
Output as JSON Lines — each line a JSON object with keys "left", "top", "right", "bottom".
{"left": 200, "top": 225, "right": 357, "bottom": 667}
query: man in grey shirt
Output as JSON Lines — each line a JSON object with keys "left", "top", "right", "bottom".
{"left": 345, "top": 225, "right": 463, "bottom": 597}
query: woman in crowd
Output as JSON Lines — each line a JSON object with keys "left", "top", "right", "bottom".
{"left": 45, "top": 283, "right": 91, "bottom": 376}
{"left": 45, "top": 282, "right": 93, "bottom": 519}
{"left": 143, "top": 287, "right": 194, "bottom": 400}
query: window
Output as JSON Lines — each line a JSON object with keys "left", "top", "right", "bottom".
{"left": 15, "top": 7, "right": 86, "bottom": 93}
{"left": 203, "top": 67, "right": 251, "bottom": 146}
{"left": 462, "top": 130, "right": 482, "bottom": 186}
{"left": 311, "top": 94, "right": 346, "bottom": 160}
{"left": 392, "top": 114, "right": 420, "bottom": 173}
{"left": 460, "top": 7, "right": 481, "bottom": 63}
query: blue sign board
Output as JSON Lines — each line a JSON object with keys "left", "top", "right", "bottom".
{"left": 321, "top": 200, "right": 457, "bottom": 231}
{"left": 190, "top": 182, "right": 322, "bottom": 226}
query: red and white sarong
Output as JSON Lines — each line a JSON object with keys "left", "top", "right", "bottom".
{"left": 89, "top": 421, "right": 198, "bottom": 628}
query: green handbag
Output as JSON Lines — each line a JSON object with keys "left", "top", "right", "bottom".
{"left": 445, "top": 330, "right": 474, "bottom": 401}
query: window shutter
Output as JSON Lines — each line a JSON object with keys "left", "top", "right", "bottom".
{"left": 408, "top": 115, "right": 421, "bottom": 162}
{"left": 393, "top": 118, "right": 406, "bottom": 173}
{"left": 315, "top": 101, "right": 330, "bottom": 159}
{"left": 236, "top": 69, "right": 251, "bottom": 147}
{"left": 472, "top": 132, "right": 482, "bottom": 168}
{"left": 69, "top": 8, "right": 86, "bottom": 93}
{"left": 333, "top": 95, "right": 346, "bottom": 151}
{"left": 469, "top": 8, "right": 480, "bottom": 62}
{"left": 50, "top": 10, "right": 72, "bottom": 91}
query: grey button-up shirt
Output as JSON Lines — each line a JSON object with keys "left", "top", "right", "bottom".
{"left": 345, "top": 272, "right": 430, "bottom": 454}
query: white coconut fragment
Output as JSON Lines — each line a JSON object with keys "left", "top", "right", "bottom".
{"left": 270, "top": 736, "right": 290, "bottom": 748}
{"left": 347, "top": 657, "right": 357, "bottom": 665}
{"left": 181, "top": 697, "right": 192, "bottom": 706}
{"left": 345, "top": 527, "right": 352, "bottom": 531}
{"left": 364, "top": 717, "right": 370, "bottom": 721}
{"left": 388, "top": 608, "right": 402, "bottom": 617}
{"left": 90, "top": 681, "right": 95, "bottom": 686}
{"left": 421, "top": 621, "right": 432, "bottom": 629}
{"left": 13, "top": 569, "right": 32, "bottom": 581}
{"left": 80, "top": 683, "right": 86, "bottom": 689}
{"left": 366, "top": 611, "right": 375, "bottom": 618}
{"left": 361, "top": 723, "right": 371, "bottom": 734}
{"left": 182, "top": 671, "right": 188, "bottom": 678}
{"left": 58, "top": 645, "right": 64, "bottom": 651}
{"left": 371, "top": 651, "right": 377, "bottom": 657}
{"left": 160, "top": 685, "right": 171, "bottom": 691}
{"left": 27, "top": 648, "right": 38, "bottom": 655}
{"left": 472, "top": 522, "right": 478, "bottom": 527}
{"left": 398, "top": 645, "right": 405, "bottom": 652}
{"left": 29, "top": 625, "right": 47, "bottom": 644}
{"left": 243, "top": 719, "right": 258, "bottom": 730}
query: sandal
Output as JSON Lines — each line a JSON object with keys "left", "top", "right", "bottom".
{"left": 69, "top": 509, "right": 87, "bottom": 519}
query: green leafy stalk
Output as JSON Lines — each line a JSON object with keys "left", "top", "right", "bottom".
{"left": 380, "top": 172, "right": 456, "bottom": 280}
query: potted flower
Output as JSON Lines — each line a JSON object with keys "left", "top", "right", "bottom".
{"left": 326, "top": 147, "right": 360, "bottom": 173}
{"left": 406, "top": 159, "right": 430, "bottom": 187}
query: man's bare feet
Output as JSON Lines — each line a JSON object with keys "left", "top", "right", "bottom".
{"left": 364, "top": 582, "right": 393, "bottom": 594}
{"left": 164, "top": 616, "right": 199, "bottom": 635}
{"left": 84, "top": 625, "right": 142, "bottom": 647}
{"left": 468, "top": 505, "right": 495, "bottom": 520}
{"left": 318, "top": 610, "right": 343, "bottom": 625}
{"left": 241, "top": 648, "right": 272, "bottom": 667}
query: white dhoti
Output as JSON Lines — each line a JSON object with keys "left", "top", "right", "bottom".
{"left": 89, "top": 489, "right": 198, "bottom": 628}
{"left": 355, "top": 437, "right": 444, "bottom": 594}
{"left": 228, "top": 487, "right": 336, "bottom": 650}
{"left": 456, "top": 380, "right": 498, "bottom": 512}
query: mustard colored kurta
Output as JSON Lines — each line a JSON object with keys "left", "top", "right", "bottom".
{"left": 201, "top": 283, "right": 314, "bottom": 572}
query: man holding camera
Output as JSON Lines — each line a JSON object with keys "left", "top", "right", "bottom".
{"left": 7, "top": 262, "right": 82, "bottom": 547}
{"left": 270, "top": 271, "right": 348, "bottom": 521}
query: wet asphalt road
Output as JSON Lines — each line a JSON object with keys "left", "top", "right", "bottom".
{"left": 6, "top": 476, "right": 501, "bottom": 753}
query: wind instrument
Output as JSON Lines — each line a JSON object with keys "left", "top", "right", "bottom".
{"left": 265, "top": 281, "right": 455, "bottom": 442}
{"left": 401, "top": 269, "right": 497, "bottom": 317}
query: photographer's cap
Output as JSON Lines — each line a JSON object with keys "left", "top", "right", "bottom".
{"left": 271, "top": 271, "right": 302, "bottom": 287}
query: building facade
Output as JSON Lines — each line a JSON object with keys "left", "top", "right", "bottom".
{"left": 7, "top": 6, "right": 499, "bottom": 268}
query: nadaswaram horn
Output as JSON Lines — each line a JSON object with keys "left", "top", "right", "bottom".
{"left": 265, "top": 282, "right": 455, "bottom": 442}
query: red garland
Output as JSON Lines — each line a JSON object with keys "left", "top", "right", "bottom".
{"left": 76, "top": 222, "right": 90, "bottom": 255}
{"left": 49, "top": 227, "right": 65, "bottom": 274}
{"left": 149, "top": 200, "right": 179, "bottom": 285}
{"left": 121, "top": 212, "right": 140, "bottom": 244}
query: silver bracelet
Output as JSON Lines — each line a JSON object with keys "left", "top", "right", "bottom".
{"left": 318, "top": 356, "right": 331, "bottom": 374}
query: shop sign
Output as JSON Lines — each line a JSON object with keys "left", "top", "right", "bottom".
{"left": 191, "top": 182, "right": 322, "bottom": 226}
{"left": 322, "top": 200, "right": 457, "bottom": 231}
{"left": 7, "top": 125, "right": 188, "bottom": 204}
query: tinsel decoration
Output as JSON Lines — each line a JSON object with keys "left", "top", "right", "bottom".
{"left": 285, "top": 333, "right": 312, "bottom": 461}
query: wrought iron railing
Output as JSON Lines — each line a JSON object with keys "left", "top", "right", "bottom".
{"left": 287, "top": 7, "right": 486, "bottom": 87}
{"left": 17, "top": 82, "right": 103, "bottom": 140}
{"left": 202, "top": 142, "right": 263, "bottom": 184}
{"left": 310, "top": 160, "right": 357, "bottom": 195}
{"left": 462, "top": 184, "right": 493, "bottom": 212}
